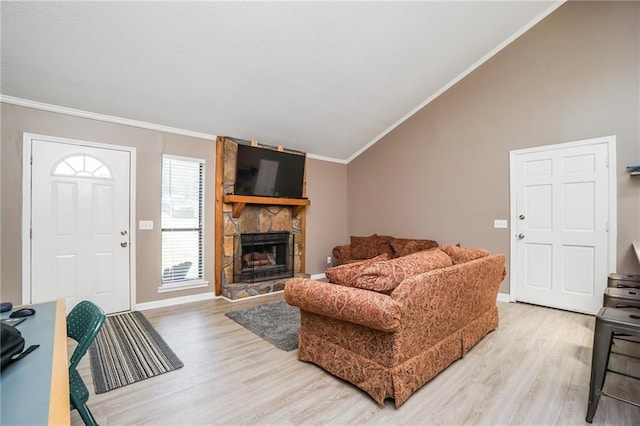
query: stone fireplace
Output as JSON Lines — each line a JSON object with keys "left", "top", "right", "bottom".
{"left": 216, "top": 137, "right": 309, "bottom": 299}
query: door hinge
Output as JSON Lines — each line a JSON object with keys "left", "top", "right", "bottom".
{"left": 30, "top": 229, "right": 32, "bottom": 239}
{"left": 30, "top": 155, "right": 33, "bottom": 165}
{"left": 606, "top": 156, "right": 609, "bottom": 167}
{"left": 606, "top": 222, "right": 610, "bottom": 232}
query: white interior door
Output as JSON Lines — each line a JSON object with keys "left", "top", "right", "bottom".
{"left": 30, "top": 138, "right": 131, "bottom": 313}
{"left": 512, "top": 141, "right": 611, "bottom": 314}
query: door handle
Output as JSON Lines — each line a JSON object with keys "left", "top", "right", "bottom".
{"left": 519, "top": 214, "right": 525, "bottom": 220}
{"left": 121, "top": 242, "right": 128, "bottom": 248}
{"left": 517, "top": 233, "right": 525, "bottom": 240}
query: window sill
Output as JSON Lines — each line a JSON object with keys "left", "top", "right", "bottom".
{"left": 157, "top": 280, "right": 209, "bottom": 294}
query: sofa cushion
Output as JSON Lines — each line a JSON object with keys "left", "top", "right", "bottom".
{"left": 390, "top": 238, "right": 439, "bottom": 257}
{"left": 351, "top": 234, "right": 394, "bottom": 260}
{"left": 350, "top": 235, "right": 379, "bottom": 259}
{"left": 349, "top": 249, "right": 453, "bottom": 293}
{"left": 439, "top": 245, "right": 490, "bottom": 264}
{"left": 325, "top": 253, "right": 390, "bottom": 285}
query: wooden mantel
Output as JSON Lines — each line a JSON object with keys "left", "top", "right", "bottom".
{"left": 223, "top": 194, "right": 310, "bottom": 218}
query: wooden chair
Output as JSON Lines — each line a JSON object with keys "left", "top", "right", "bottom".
{"left": 67, "top": 301, "right": 106, "bottom": 426}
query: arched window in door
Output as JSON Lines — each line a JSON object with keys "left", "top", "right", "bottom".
{"left": 52, "top": 154, "right": 112, "bottom": 179}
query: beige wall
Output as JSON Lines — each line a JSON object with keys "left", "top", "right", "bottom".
{"left": 347, "top": 1, "right": 640, "bottom": 294}
{"left": 0, "top": 103, "right": 216, "bottom": 304}
{"left": 305, "top": 158, "right": 348, "bottom": 273}
{"left": 0, "top": 104, "right": 347, "bottom": 304}
{"left": 4, "top": 1, "right": 635, "bottom": 301}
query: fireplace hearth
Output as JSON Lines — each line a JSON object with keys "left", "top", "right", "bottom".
{"left": 235, "top": 232, "right": 294, "bottom": 283}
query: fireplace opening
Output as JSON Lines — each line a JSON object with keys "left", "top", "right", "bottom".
{"left": 234, "top": 232, "right": 294, "bottom": 283}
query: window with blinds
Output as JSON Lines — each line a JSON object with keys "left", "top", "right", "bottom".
{"left": 161, "top": 155, "right": 204, "bottom": 286}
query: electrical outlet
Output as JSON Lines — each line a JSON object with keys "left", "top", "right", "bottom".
{"left": 139, "top": 220, "right": 154, "bottom": 230}
{"left": 494, "top": 219, "right": 508, "bottom": 229}
{"left": 327, "top": 256, "right": 332, "bottom": 265}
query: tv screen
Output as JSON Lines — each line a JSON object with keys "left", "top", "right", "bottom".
{"left": 235, "top": 144, "right": 306, "bottom": 198}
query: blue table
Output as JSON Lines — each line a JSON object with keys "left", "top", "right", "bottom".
{"left": 0, "top": 300, "right": 69, "bottom": 425}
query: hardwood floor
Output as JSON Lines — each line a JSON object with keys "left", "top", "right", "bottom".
{"left": 71, "top": 293, "right": 640, "bottom": 425}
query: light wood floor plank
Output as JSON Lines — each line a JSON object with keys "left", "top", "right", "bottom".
{"left": 69, "top": 294, "right": 640, "bottom": 425}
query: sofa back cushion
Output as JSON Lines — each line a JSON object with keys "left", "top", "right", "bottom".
{"left": 330, "top": 249, "right": 453, "bottom": 293}
{"left": 389, "top": 238, "right": 439, "bottom": 258}
{"left": 350, "top": 234, "right": 394, "bottom": 260}
{"left": 325, "top": 253, "right": 390, "bottom": 285}
{"left": 439, "top": 245, "right": 490, "bottom": 264}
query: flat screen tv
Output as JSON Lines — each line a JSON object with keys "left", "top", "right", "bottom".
{"left": 234, "top": 144, "right": 306, "bottom": 198}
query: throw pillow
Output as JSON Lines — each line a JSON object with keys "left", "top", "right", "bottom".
{"left": 325, "top": 253, "right": 390, "bottom": 285}
{"left": 375, "top": 235, "right": 395, "bottom": 259}
{"left": 350, "top": 235, "right": 380, "bottom": 259}
{"left": 349, "top": 249, "right": 453, "bottom": 293}
{"left": 439, "top": 245, "right": 490, "bottom": 264}
{"left": 390, "top": 238, "right": 439, "bottom": 257}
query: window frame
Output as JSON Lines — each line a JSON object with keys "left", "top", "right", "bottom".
{"left": 159, "top": 154, "right": 208, "bottom": 293}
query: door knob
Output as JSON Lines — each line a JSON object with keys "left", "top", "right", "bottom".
{"left": 517, "top": 233, "right": 525, "bottom": 240}
{"left": 519, "top": 214, "right": 525, "bottom": 220}
{"left": 121, "top": 242, "right": 128, "bottom": 247}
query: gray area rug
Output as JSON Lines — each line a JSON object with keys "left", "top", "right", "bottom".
{"left": 89, "top": 311, "right": 183, "bottom": 393}
{"left": 225, "top": 300, "right": 300, "bottom": 351}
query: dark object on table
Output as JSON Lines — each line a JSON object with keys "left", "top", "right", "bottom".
{"left": 9, "top": 308, "right": 36, "bottom": 318}
{"left": 0, "top": 302, "right": 13, "bottom": 313}
{"left": 1, "top": 317, "right": 26, "bottom": 327}
{"left": 1, "top": 322, "right": 39, "bottom": 371}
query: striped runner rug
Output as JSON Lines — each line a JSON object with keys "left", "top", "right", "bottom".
{"left": 89, "top": 311, "right": 183, "bottom": 393}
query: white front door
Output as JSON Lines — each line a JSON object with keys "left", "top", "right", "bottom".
{"left": 511, "top": 139, "right": 613, "bottom": 314}
{"left": 30, "top": 138, "right": 131, "bottom": 313}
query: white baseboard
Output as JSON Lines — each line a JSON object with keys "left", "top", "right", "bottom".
{"left": 136, "top": 291, "right": 217, "bottom": 311}
{"left": 496, "top": 293, "right": 511, "bottom": 303}
{"left": 136, "top": 287, "right": 512, "bottom": 310}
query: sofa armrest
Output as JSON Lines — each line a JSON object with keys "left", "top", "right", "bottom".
{"left": 332, "top": 244, "right": 352, "bottom": 265}
{"left": 284, "top": 278, "right": 402, "bottom": 333}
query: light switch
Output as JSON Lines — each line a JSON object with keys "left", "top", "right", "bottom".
{"left": 494, "top": 219, "right": 508, "bottom": 229}
{"left": 139, "top": 220, "right": 154, "bottom": 230}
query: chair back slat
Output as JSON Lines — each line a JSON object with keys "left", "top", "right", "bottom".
{"left": 67, "top": 301, "right": 106, "bottom": 369}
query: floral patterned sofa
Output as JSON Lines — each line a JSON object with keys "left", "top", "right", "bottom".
{"left": 284, "top": 246, "right": 506, "bottom": 407}
{"left": 332, "top": 234, "right": 438, "bottom": 265}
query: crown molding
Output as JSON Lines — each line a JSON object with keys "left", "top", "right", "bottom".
{"left": 306, "top": 152, "right": 348, "bottom": 164}
{"left": 1, "top": 95, "right": 218, "bottom": 141}
{"left": 346, "top": 0, "right": 566, "bottom": 164}
{"left": 1, "top": 94, "right": 350, "bottom": 163}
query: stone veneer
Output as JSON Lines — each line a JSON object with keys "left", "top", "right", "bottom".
{"left": 220, "top": 138, "right": 306, "bottom": 299}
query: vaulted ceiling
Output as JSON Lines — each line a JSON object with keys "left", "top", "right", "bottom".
{"left": 1, "top": 1, "right": 563, "bottom": 162}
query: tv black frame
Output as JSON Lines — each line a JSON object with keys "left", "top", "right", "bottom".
{"left": 234, "top": 143, "right": 306, "bottom": 199}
